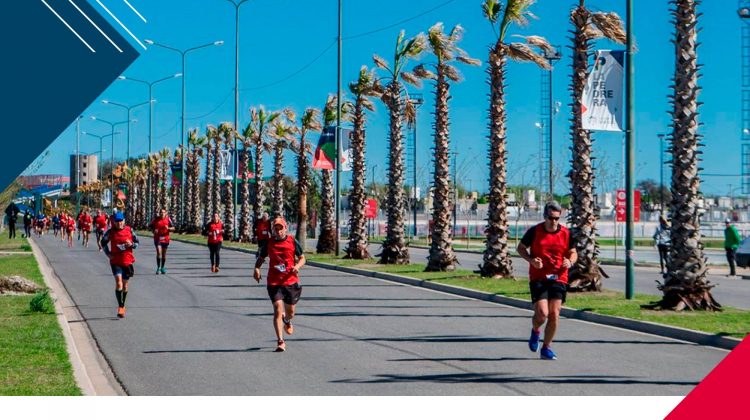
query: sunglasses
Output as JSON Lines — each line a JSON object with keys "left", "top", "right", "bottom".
{"left": 546, "top": 216, "right": 560, "bottom": 221}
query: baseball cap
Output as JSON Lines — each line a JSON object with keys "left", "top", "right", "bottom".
{"left": 272, "top": 217, "right": 287, "bottom": 229}
{"left": 725, "top": 218, "right": 732, "bottom": 224}
{"left": 113, "top": 212, "right": 125, "bottom": 222}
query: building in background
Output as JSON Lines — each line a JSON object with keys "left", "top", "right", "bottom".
{"left": 69, "top": 154, "right": 98, "bottom": 192}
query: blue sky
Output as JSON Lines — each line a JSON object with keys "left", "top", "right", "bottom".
{"left": 36, "top": 0, "right": 743, "bottom": 197}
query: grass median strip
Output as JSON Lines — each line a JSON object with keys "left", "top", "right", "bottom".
{"left": 0, "top": 235, "right": 79, "bottom": 395}
{"left": 164, "top": 232, "right": 750, "bottom": 339}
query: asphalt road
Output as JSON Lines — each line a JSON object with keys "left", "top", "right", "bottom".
{"left": 36, "top": 234, "right": 727, "bottom": 396}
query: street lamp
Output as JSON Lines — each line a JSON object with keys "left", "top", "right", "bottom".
{"left": 223, "top": 0, "right": 253, "bottom": 240}
{"left": 102, "top": 99, "right": 152, "bottom": 163}
{"left": 144, "top": 39, "right": 223, "bottom": 227}
{"left": 90, "top": 116, "right": 135, "bottom": 209}
{"left": 83, "top": 131, "right": 119, "bottom": 207}
{"left": 118, "top": 73, "right": 182, "bottom": 219}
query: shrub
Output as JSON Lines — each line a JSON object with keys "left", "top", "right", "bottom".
{"left": 29, "top": 290, "right": 54, "bottom": 314}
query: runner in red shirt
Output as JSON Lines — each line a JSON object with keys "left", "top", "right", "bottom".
{"left": 80, "top": 210, "right": 93, "bottom": 248}
{"left": 253, "top": 217, "right": 306, "bottom": 352}
{"left": 254, "top": 212, "right": 271, "bottom": 247}
{"left": 59, "top": 213, "right": 67, "bottom": 242}
{"left": 204, "top": 212, "right": 223, "bottom": 273}
{"left": 65, "top": 213, "right": 76, "bottom": 248}
{"left": 101, "top": 212, "right": 139, "bottom": 318}
{"left": 94, "top": 209, "right": 109, "bottom": 252}
{"left": 149, "top": 207, "right": 175, "bottom": 275}
{"left": 76, "top": 210, "right": 84, "bottom": 241}
{"left": 517, "top": 201, "right": 577, "bottom": 361}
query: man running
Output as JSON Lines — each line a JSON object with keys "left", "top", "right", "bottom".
{"left": 255, "top": 212, "right": 271, "bottom": 247}
{"left": 52, "top": 213, "right": 61, "bottom": 238}
{"left": 94, "top": 209, "right": 109, "bottom": 252}
{"left": 22, "top": 210, "right": 32, "bottom": 238}
{"left": 35, "top": 213, "right": 47, "bottom": 237}
{"left": 101, "top": 212, "right": 139, "bottom": 318}
{"left": 254, "top": 217, "right": 306, "bottom": 352}
{"left": 65, "top": 213, "right": 76, "bottom": 248}
{"left": 149, "top": 207, "right": 175, "bottom": 275}
{"left": 76, "top": 210, "right": 84, "bottom": 241}
{"left": 517, "top": 201, "right": 577, "bottom": 361}
{"left": 80, "top": 209, "right": 93, "bottom": 247}
{"left": 204, "top": 212, "right": 223, "bottom": 273}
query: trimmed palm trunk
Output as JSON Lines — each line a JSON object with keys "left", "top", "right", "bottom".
{"left": 380, "top": 81, "right": 409, "bottom": 264}
{"left": 657, "top": 0, "right": 720, "bottom": 311}
{"left": 345, "top": 94, "right": 371, "bottom": 259}
{"left": 253, "top": 139, "right": 267, "bottom": 239}
{"left": 296, "top": 136, "right": 310, "bottom": 250}
{"left": 480, "top": 48, "right": 513, "bottom": 278}
{"left": 271, "top": 142, "right": 285, "bottom": 217}
{"left": 189, "top": 147, "right": 203, "bottom": 233}
{"left": 203, "top": 140, "right": 214, "bottom": 225}
{"left": 317, "top": 169, "right": 336, "bottom": 254}
{"left": 426, "top": 69, "right": 458, "bottom": 271}
{"left": 212, "top": 135, "right": 222, "bottom": 219}
{"left": 239, "top": 144, "right": 252, "bottom": 242}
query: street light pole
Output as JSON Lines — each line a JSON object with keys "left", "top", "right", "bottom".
{"left": 545, "top": 47, "right": 562, "bottom": 201}
{"left": 90, "top": 117, "right": 134, "bottom": 209}
{"left": 76, "top": 116, "right": 82, "bottom": 215}
{"left": 625, "top": 0, "right": 636, "bottom": 300}
{"left": 335, "top": 0, "right": 343, "bottom": 255}
{"left": 102, "top": 99, "right": 151, "bottom": 163}
{"left": 224, "top": 0, "right": 250, "bottom": 240}
{"left": 83, "top": 131, "right": 120, "bottom": 208}
{"left": 145, "top": 39, "right": 223, "bottom": 228}
{"left": 408, "top": 95, "right": 424, "bottom": 237}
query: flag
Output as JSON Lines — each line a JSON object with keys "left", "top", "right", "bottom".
{"left": 313, "top": 126, "right": 336, "bottom": 170}
{"left": 219, "top": 149, "right": 234, "bottom": 180}
{"left": 582, "top": 50, "right": 625, "bottom": 132}
{"left": 313, "top": 126, "right": 353, "bottom": 171}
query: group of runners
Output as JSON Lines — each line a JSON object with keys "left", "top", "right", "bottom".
{"left": 42, "top": 201, "right": 573, "bottom": 358}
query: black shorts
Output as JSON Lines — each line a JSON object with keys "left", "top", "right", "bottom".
{"left": 154, "top": 240, "right": 170, "bottom": 249}
{"left": 111, "top": 264, "right": 135, "bottom": 280}
{"left": 529, "top": 280, "right": 567, "bottom": 303}
{"left": 267, "top": 283, "right": 302, "bottom": 305}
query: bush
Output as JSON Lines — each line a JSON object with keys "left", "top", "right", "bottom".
{"left": 29, "top": 290, "right": 54, "bottom": 314}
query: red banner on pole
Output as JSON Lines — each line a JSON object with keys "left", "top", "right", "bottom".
{"left": 616, "top": 189, "right": 640, "bottom": 222}
{"left": 365, "top": 199, "right": 378, "bottom": 219}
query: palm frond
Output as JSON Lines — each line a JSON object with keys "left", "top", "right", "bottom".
{"left": 373, "top": 54, "right": 390, "bottom": 71}
{"left": 513, "top": 35, "right": 554, "bottom": 54}
{"left": 456, "top": 56, "right": 482, "bottom": 66}
{"left": 482, "top": 0, "right": 502, "bottom": 24}
{"left": 500, "top": 0, "right": 537, "bottom": 41}
{"left": 507, "top": 42, "right": 551, "bottom": 69}
{"left": 443, "top": 65, "right": 462, "bottom": 82}
{"left": 590, "top": 12, "right": 626, "bottom": 44}
{"left": 400, "top": 71, "right": 422, "bottom": 88}
{"left": 413, "top": 63, "right": 438, "bottom": 80}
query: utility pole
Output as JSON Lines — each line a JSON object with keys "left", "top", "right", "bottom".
{"left": 335, "top": 0, "right": 343, "bottom": 256}
{"left": 408, "top": 95, "right": 424, "bottom": 237}
{"left": 625, "top": 0, "right": 636, "bottom": 300}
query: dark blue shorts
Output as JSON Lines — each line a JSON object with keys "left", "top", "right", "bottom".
{"left": 529, "top": 280, "right": 567, "bottom": 303}
{"left": 111, "top": 264, "right": 135, "bottom": 280}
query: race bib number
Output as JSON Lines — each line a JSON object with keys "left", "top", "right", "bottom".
{"left": 545, "top": 274, "right": 559, "bottom": 281}
{"left": 262, "top": 230, "right": 268, "bottom": 235}
{"left": 117, "top": 244, "right": 127, "bottom": 251}
{"left": 159, "top": 236, "right": 167, "bottom": 242}
{"left": 274, "top": 264, "right": 287, "bottom": 273}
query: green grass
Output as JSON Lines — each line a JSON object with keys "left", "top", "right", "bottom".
{"left": 0, "top": 242, "right": 80, "bottom": 395}
{"left": 0, "top": 234, "right": 32, "bottom": 252}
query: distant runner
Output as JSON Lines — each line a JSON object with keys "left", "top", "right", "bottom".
{"left": 94, "top": 209, "right": 109, "bottom": 252}
{"left": 204, "top": 212, "right": 223, "bottom": 273}
{"left": 149, "top": 208, "right": 175, "bottom": 275}
{"left": 255, "top": 212, "right": 271, "bottom": 247}
{"left": 80, "top": 210, "right": 93, "bottom": 248}
{"left": 517, "top": 201, "right": 577, "bottom": 361}
{"left": 254, "top": 217, "right": 306, "bottom": 352}
{"left": 65, "top": 213, "right": 76, "bottom": 248}
{"left": 101, "top": 212, "right": 139, "bottom": 318}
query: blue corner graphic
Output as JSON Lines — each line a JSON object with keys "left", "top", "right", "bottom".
{"left": 0, "top": 0, "right": 140, "bottom": 191}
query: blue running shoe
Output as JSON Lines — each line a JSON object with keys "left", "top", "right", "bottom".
{"left": 540, "top": 346, "right": 557, "bottom": 360}
{"left": 160, "top": 267, "right": 167, "bottom": 274}
{"left": 528, "top": 329, "right": 540, "bottom": 352}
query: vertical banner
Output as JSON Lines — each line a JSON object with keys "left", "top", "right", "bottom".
{"left": 238, "top": 149, "right": 254, "bottom": 180}
{"left": 170, "top": 162, "right": 183, "bottom": 185}
{"left": 313, "top": 126, "right": 336, "bottom": 170}
{"left": 219, "top": 149, "right": 234, "bottom": 180}
{"left": 340, "top": 128, "right": 353, "bottom": 172}
{"left": 582, "top": 50, "right": 625, "bottom": 132}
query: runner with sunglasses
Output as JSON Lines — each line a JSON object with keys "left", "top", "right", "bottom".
{"left": 517, "top": 201, "right": 577, "bottom": 360}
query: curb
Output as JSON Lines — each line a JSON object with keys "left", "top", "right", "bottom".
{"left": 164, "top": 235, "right": 741, "bottom": 351}
{"left": 28, "top": 237, "right": 126, "bottom": 396}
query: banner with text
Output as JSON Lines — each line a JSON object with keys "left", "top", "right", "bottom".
{"left": 582, "top": 50, "right": 625, "bottom": 132}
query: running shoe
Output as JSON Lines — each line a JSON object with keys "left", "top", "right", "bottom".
{"left": 540, "top": 346, "right": 557, "bottom": 360}
{"left": 275, "top": 340, "right": 286, "bottom": 352}
{"left": 117, "top": 307, "right": 126, "bottom": 318}
{"left": 528, "top": 329, "right": 541, "bottom": 352}
{"left": 160, "top": 267, "right": 167, "bottom": 274}
{"left": 155, "top": 268, "right": 160, "bottom": 275}
{"left": 283, "top": 317, "right": 294, "bottom": 335}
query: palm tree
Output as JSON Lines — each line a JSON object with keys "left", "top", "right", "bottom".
{"left": 345, "top": 67, "right": 383, "bottom": 259}
{"left": 269, "top": 109, "right": 297, "bottom": 218}
{"left": 237, "top": 124, "right": 254, "bottom": 242}
{"left": 202, "top": 126, "right": 216, "bottom": 225}
{"left": 135, "top": 159, "right": 148, "bottom": 229}
{"left": 184, "top": 129, "right": 206, "bottom": 233}
{"left": 657, "top": 0, "right": 720, "bottom": 311}
{"left": 415, "top": 22, "right": 481, "bottom": 271}
{"left": 479, "top": 0, "right": 552, "bottom": 278}
{"left": 169, "top": 147, "right": 182, "bottom": 226}
{"left": 373, "top": 30, "right": 427, "bottom": 264}
{"left": 316, "top": 95, "right": 349, "bottom": 254}
{"left": 158, "top": 148, "right": 170, "bottom": 212}
{"left": 293, "top": 107, "right": 322, "bottom": 252}
{"left": 567, "top": 0, "right": 625, "bottom": 291}
{"left": 247, "top": 107, "right": 280, "bottom": 241}
{"left": 218, "top": 122, "right": 236, "bottom": 240}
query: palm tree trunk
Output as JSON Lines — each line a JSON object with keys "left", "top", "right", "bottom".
{"left": 272, "top": 143, "right": 284, "bottom": 217}
{"left": 296, "top": 135, "right": 309, "bottom": 252}
{"left": 190, "top": 150, "right": 203, "bottom": 233}
{"left": 656, "top": 0, "right": 720, "bottom": 311}
{"left": 204, "top": 143, "right": 214, "bottom": 225}
{"left": 184, "top": 152, "right": 194, "bottom": 231}
{"left": 568, "top": 4, "right": 603, "bottom": 291}
{"left": 253, "top": 143, "right": 266, "bottom": 242}
{"left": 379, "top": 81, "right": 409, "bottom": 264}
{"left": 317, "top": 169, "right": 336, "bottom": 254}
{"left": 345, "top": 99, "right": 370, "bottom": 259}
{"left": 426, "top": 70, "right": 457, "bottom": 271}
{"left": 480, "top": 48, "right": 513, "bottom": 278}
{"left": 212, "top": 138, "right": 222, "bottom": 219}
{"left": 240, "top": 145, "right": 251, "bottom": 242}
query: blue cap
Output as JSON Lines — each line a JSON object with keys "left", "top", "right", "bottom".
{"left": 112, "top": 212, "right": 125, "bottom": 222}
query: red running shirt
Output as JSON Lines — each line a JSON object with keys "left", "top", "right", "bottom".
{"left": 150, "top": 217, "right": 173, "bottom": 243}
{"left": 260, "top": 236, "right": 303, "bottom": 286}
{"left": 206, "top": 221, "right": 223, "bottom": 244}
{"left": 105, "top": 226, "right": 137, "bottom": 266}
{"left": 94, "top": 215, "right": 108, "bottom": 230}
{"left": 255, "top": 220, "right": 271, "bottom": 241}
{"left": 521, "top": 223, "right": 574, "bottom": 284}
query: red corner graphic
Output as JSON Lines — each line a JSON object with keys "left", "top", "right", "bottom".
{"left": 665, "top": 335, "right": 750, "bottom": 419}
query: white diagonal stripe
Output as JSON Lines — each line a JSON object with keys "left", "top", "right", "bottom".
{"left": 40, "top": 0, "right": 95, "bottom": 53}
{"left": 122, "top": 0, "right": 146, "bottom": 23}
{"left": 94, "top": 0, "right": 147, "bottom": 50}
{"left": 68, "top": 0, "right": 123, "bottom": 52}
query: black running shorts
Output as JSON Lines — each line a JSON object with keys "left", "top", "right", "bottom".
{"left": 529, "top": 280, "right": 567, "bottom": 303}
{"left": 111, "top": 264, "right": 135, "bottom": 280}
{"left": 267, "top": 283, "right": 302, "bottom": 305}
